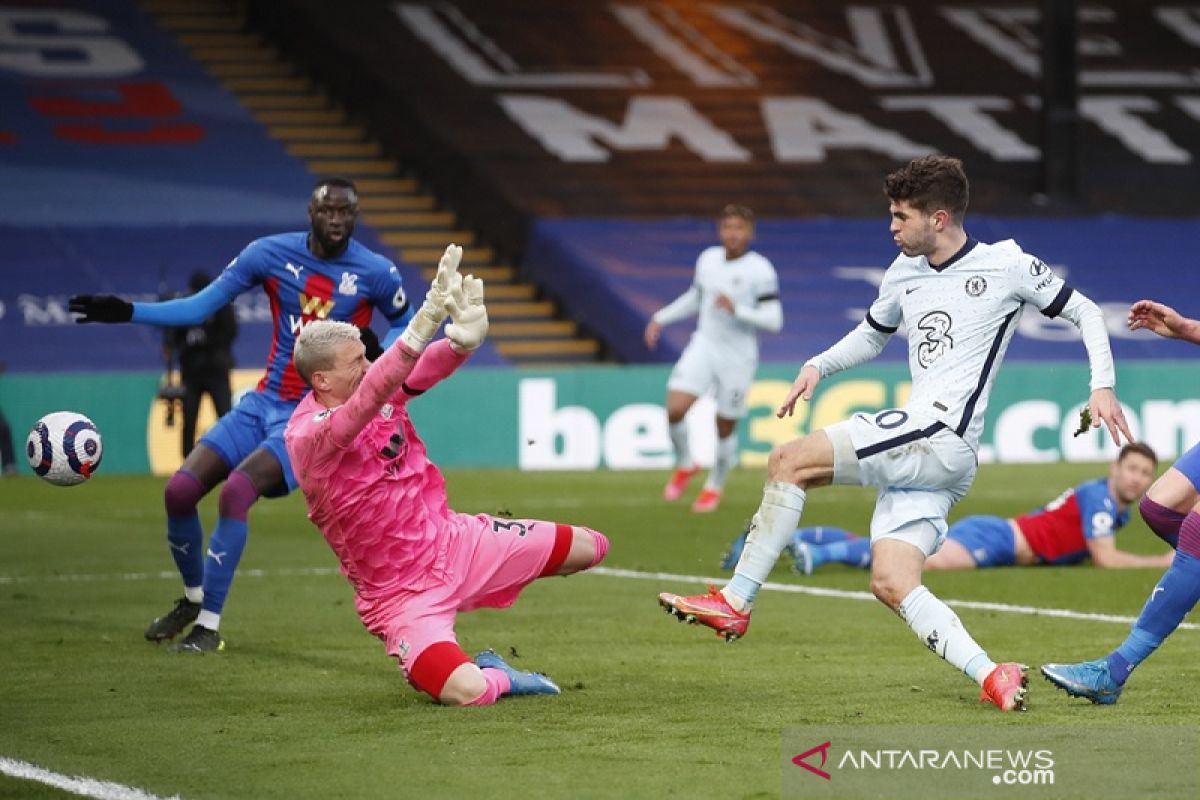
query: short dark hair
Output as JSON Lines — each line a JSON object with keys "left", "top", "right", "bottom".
{"left": 884, "top": 155, "right": 969, "bottom": 222}
{"left": 719, "top": 204, "right": 754, "bottom": 223}
{"left": 1118, "top": 442, "right": 1158, "bottom": 466}
{"left": 312, "top": 176, "right": 358, "bottom": 199}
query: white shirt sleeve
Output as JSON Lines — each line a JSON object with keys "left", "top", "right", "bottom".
{"left": 733, "top": 298, "right": 783, "bottom": 332}
{"left": 1013, "top": 251, "right": 1072, "bottom": 317}
{"left": 805, "top": 277, "right": 898, "bottom": 377}
{"left": 1056, "top": 290, "right": 1117, "bottom": 391}
{"left": 1013, "top": 249, "right": 1115, "bottom": 391}
{"left": 805, "top": 319, "right": 891, "bottom": 377}
{"left": 732, "top": 263, "right": 783, "bottom": 332}
{"left": 652, "top": 283, "right": 701, "bottom": 326}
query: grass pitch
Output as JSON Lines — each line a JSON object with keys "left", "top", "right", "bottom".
{"left": 1, "top": 464, "right": 1197, "bottom": 799}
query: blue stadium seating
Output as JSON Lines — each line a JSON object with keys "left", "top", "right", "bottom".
{"left": 1, "top": 0, "right": 503, "bottom": 372}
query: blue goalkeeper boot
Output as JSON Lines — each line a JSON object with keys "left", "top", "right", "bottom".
{"left": 474, "top": 650, "right": 560, "bottom": 696}
{"left": 790, "top": 541, "right": 815, "bottom": 576}
{"left": 1040, "top": 658, "right": 1123, "bottom": 705}
{"left": 720, "top": 530, "right": 748, "bottom": 570}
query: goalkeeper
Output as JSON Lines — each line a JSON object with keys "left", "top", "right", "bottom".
{"left": 285, "top": 246, "right": 609, "bottom": 706}
{"left": 68, "top": 177, "right": 413, "bottom": 654}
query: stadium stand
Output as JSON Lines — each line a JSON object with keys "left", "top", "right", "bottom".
{"left": 241, "top": 0, "right": 1200, "bottom": 364}
{"left": 243, "top": 0, "right": 1200, "bottom": 222}
{"left": 6, "top": 1, "right": 1200, "bottom": 370}
{"left": 147, "top": 1, "right": 597, "bottom": 364}
{"left": 2, "top": 0, "right": 599, "bottom": 371}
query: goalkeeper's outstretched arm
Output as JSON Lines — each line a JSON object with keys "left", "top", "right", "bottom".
{"left": 399, "top": 275, "right": 489, "bottom": 400}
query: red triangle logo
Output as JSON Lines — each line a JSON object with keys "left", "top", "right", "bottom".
{"left": 792, "top": 740, "right": 832, "bottom": 780}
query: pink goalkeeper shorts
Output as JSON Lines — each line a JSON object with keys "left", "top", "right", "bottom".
{"left": 363, "top": 513, "right": 575, "bottom": 679}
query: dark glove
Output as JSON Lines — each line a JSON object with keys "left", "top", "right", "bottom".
{"left": 358, "top": 326, "right": 384, "bottom": 361}
{"left": 69, "top": 295, "right": 133, "bottom": 324}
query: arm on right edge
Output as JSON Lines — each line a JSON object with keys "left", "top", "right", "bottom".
{"left": 1128, "top": 299, "right": 1200, "bottom": 345}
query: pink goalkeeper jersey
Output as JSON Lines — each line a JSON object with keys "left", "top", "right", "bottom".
{"left": 285, "top": 338, "right": 470, "bottom": 600}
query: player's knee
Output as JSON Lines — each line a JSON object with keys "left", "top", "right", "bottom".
{"left": 1140, "top": 495, "right": 1183, "bottom": 547}
{"left": 217, "top": 470, "right": 261, "bottom": 520}
{"left": 870, "top": 572, "right": 906, "bottom": 610}
{"left": 581, "top": 528, "right": 609, "bottom": 570}
{"left": 766, "top": 442, "right": 790, "bottom": 477}
{"left": 164, "top": 470, "right": 205, "bottom": 517}
{"left": 716, "top": 419, "right": 738, "bottom": 439}
{"left": 408, "top": 641, "right": 473, "bottom": 703}
{"left": 558, "top": 528, "right": 608, "bottom": 575}
{"left": 438, "top": 665, "right": 488, "bottom": 706}
{"left": 767, "top": 438, "right": 813, "bottom": 485}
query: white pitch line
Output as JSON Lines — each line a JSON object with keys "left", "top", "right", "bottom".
{"left": 3, "top": 565, "right": 1185, "bottom": 800}
{"left": 1, "top": 564, "right": 1193, "bottom": 631}
{"left": 0, "top": 757, "right": 179, "bottom": 800}
{"left": 588, "top": 566, "right": 1200, "bottom": 631}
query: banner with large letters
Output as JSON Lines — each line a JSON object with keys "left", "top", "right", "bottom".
{"left": 247, "top": 0, "right": 1200, "bottom": 220}
{"left": 3, "top": 362, "right": 1197, "bottom": 475}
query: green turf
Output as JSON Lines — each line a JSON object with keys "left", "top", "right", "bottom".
{"left": 1, "top": 465, "right": 1196, "bottom": 799}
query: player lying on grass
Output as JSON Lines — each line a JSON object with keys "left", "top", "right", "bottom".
{"left": 720, "top": 443, "right": 1169, "bottom": 573}
{"left": 657, "top": 155, "right": 1134, "bottom": 712}
{"left": 285, "top": 246, "right": 609, "bottom": 706}
{"left": 1043, "top": 300, "right": 1200, "bottom": 704}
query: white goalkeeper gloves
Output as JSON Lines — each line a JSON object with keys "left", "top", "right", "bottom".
{"left": 399, "top": 244, "right": 462, "bottom": 353}
{"left": 445, "top": 274, "right": 488, "bottom": 352}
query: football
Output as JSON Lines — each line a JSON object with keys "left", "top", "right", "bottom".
{"left": 26, "top": 411, "right": 104, "bottom": 486}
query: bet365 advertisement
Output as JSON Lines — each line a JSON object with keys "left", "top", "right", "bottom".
{"left": 2, "top": 362, "right": 1196, "bottom": 476}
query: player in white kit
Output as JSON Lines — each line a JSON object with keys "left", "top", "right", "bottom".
{"left": 644, "top": 205, "right": 783, "bottom": 513}
{"left": 657, "top": 156, "right": 1134, "bottom": 711}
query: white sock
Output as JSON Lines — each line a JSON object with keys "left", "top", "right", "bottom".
{"left": 669, "top": 420, "right": 694, "bottom": 469}
{"left": 897, "top": 586, "right": 994, "bottom": 684}
{"left": 184, "top": 586, "right": 204, "bottom": 604}
{"left": 195, "top": 609, "right": 221, "bottom": 631}
{"left": 725, "top": 481, "right": 807, "bottom": 608}
{"left": 705, "top": 433, "right": 739, "bottom": 492}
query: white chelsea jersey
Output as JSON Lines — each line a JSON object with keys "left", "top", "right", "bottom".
{"left": 689, "top": 246, "right": 780, "bottom": 361}
{"left": 865, "top": 238, "right": 1071, "bottom": 450}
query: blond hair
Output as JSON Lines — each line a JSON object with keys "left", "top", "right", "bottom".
{"left": 294, "top": 320, "right": 361, "bottom": 385}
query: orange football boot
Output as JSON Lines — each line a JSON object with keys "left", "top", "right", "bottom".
{"left": 657, "top": 584, "right": 750, "bottom": 642}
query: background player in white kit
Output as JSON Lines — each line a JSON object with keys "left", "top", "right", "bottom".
{"left": 657, "top": 156, "right": 1134, "bottom": 712}
{"left": 644, "top": 205, "right": 783, "bottom": 513}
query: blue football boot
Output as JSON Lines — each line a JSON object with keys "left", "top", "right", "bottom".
{"left": 1040, "top": 658, "right": 1123, "bottom": 705}
{"left": 719, "top": 530, "right": 748, "bottom": 570}
{"left": 790, "top": 541, "right": 815, "bottom": 576}
{"left": 474, "top": 650, "right": 560, "bottom": 696}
